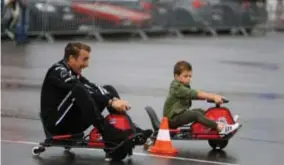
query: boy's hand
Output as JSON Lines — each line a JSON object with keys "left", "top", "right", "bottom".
{"left": 213, "top": 95, "right": 224, "bottom": 104}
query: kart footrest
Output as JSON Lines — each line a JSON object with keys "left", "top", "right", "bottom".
{"left": 40, "top": 140, "right": 88, "bottom": 148}
{"left": 42, "top": 133, "right": 85, "bottom": 146}
{"left": 51, "top": 133, "right": 84, "bottom": 140}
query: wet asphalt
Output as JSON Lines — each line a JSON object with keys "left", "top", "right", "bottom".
{"left": 1, "top": 33, "right": 284, "bottom": 165}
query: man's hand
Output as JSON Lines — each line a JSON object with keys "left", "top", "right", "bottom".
{"left": 213, "top": 94, "right": 224, "bottom": 104}
{"left": 111, "top": 99, "right": 131, "bottom": 112}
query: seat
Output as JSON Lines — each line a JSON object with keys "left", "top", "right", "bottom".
{"left": 145, "top": 106, "right": 161, "bottom": 131}
{"left": 39, "top": 112, "right": 84, "bottom": 141}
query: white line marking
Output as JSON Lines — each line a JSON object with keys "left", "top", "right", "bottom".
{"left": 2, "top": 140, "right": 38, "bottom": 145}
{"left": 134, "top": 152, "right": 239, "bottom": 165}
{"left": 1, "top": 139, "right": 240, "bottom": 165}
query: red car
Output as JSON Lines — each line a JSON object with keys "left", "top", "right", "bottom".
{"left": 71, "top": 1, "right": 153, "bottom": 29}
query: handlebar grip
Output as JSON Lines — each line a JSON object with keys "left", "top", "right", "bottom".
{"left": 222, "top": 98, "right": 229, "bottom": 103}
{"left": 207, "top": 98, "right": 229, "bottom": 104}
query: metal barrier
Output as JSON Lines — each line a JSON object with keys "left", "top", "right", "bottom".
{"left": 267, "top": 0, "right": 284, "bottom": 31}
{"left": 2, "top": 0, "right": 277, "bottom": 42}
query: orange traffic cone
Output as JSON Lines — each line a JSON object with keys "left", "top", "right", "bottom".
{"left": 148, "top": 117, "right": 177, "bottom": 156}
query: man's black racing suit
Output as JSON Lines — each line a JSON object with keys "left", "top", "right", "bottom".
{"left": 40, "top": 59, "right": 131, "bottom": 140}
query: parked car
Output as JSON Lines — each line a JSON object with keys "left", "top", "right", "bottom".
{"left": 93, "top": 0, "right": 173, "bottom": 30}
{"left": 218, "top": 0, "right": 268, "bottom": 33}
{"left": 27, "top": 0, "right": 154, "bottom": 34}
{"left": 28, "top": 0, "right": 82, "bottom": 34}
{"left": 158, "top": 0, "right": 268, "bottom": 33}
{"left": 162, "top": 0, "right": 211, "bottom": 31}
{"left": 71, "top": 0, "right": 153, "bottom": 30}
{"left": 154, "top": 0, "right": 237, "bottom": 32}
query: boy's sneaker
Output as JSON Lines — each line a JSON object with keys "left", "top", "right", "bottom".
{"left": 219, "top": 123, "right": 240, "bottom": 136}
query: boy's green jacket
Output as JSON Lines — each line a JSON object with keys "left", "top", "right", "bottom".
{"left": 163, "top": 80, "right": 198, "bottom": 119}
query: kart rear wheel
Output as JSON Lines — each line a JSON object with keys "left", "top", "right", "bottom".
{"left": 208, "top": 140, "right": 228, "bottom": 150}
{"left": 32, "top": 146, "right": 46, "bottom": 156}
{"left": 64, "top": 147, "right": 71, "bottom": 151}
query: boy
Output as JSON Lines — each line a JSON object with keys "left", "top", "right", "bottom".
{"left": 163, "top": 61, "right": 240, "bottom": 135}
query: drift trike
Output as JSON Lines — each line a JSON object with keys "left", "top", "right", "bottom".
{"left": 32, "top": 113, "right": 146, "bottom": 161}
{"left": 144, "top": 99, "right": 242, "bottom": 150}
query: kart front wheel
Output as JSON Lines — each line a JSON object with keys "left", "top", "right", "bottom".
{"left": 208, "top": 140, "right": 228, "bottom": 150}
{"left": 143, "top": 138, "right": 155, "bottom": 151}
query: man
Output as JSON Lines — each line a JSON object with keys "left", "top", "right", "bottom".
{"left": 2, "top": 0, "right": 27, "bottom": 43}
{"left": 40, "top": 42, "right": 152, "bottom": 145}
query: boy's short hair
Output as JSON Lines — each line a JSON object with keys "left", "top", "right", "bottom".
{"left": 173, "top": 61, "right": 192, "bottom": 75}
{"left": 64, "top": 42, "right": 91, "bottom": 60}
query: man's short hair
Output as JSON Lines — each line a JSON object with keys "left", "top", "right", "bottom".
{"left": 173, "top": 60, "right": 192, "bottom": 75}
{"left": 64, "top": 42, "right": 91, "bottom": 60}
